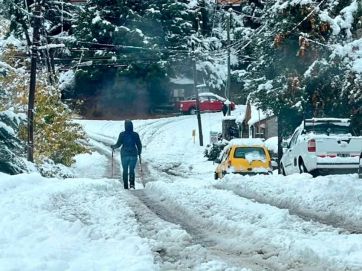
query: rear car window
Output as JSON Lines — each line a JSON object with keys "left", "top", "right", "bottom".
{"left": 305, "top": 124, "right": 352, "bottom": 136}
{"left": 234, "top": 147, "right": 266, "bottom": 161}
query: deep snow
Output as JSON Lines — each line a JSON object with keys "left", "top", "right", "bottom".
{"left": 1, "top": 110, "right": 362, "bottom": 270}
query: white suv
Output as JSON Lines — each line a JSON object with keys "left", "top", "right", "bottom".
{"left": 280, "top": 118, "right": 362, "bottom": 176}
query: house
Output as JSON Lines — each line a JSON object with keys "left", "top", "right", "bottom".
{"left": 169, "top": 77, "right": 195, "bottom": 101}
{"left": 234, "top": 103, "right": 278, "bottom": 139}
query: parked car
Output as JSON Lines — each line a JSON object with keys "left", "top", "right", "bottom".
{"left": 178, "top": 92, "right": 235, "bottom": 114}
{"left": 214, "top": 138, "right": 273, "bottom": 179}
{"left": 280, "top": 118, "right": 362, "bottom": 176}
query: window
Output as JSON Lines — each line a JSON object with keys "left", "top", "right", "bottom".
{"left": 289, "top": 129, "right": 301, "bottom": 148}
{"left": 305, "top": 124, "right": 352, "bottom": 136}
{"left": 234, "top": 147, "right": 266, "bottom": 161}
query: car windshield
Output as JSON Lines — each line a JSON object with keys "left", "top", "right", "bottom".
{"left": 234, "top": 147, "right": 266, "bottom": 162}
{"left": 305, "top": 124, "right": 352, "bottom": 136}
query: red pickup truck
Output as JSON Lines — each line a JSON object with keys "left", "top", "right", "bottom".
{"left": 178, "top": 92, "right": 235, "bottom": 114}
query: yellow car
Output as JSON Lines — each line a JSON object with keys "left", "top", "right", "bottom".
{"left": 214, "top": 139, "right": 273, "bottom": 179}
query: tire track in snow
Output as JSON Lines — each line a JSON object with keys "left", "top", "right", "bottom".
{"left": 131, "top": 190, "right": 278, "bottom": 271}
{"left": 213, "top": 185, "right": 362, "bottom": 234}
{"left": 135, "top": 116, "right": 362, "bottom": 234}
{"left": 125, "top": 190, "right": 250, "bottom": 270}
{"left": 82, "top": 119, "right": 349, "bottom": 270}
{"left": 82, "top": 121, "right": 252, "bottom": 270}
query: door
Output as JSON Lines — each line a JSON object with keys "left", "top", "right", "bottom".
{"left": 208, "top": 95, "right": 224, "bottom": 111}
{"left": 199, "top": 96, "right": 209, "bottom": 112}
{"left": 283, "top": 129, "right": 300, "bottom": 174}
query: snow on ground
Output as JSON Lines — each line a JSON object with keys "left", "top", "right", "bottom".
{"left": 218, "top": 173, "right": 362, "bottom": 231}
{"left": 1, "top": 110, "right": 362, "bottom": 270}
{"left": 76, "top": 112, "right": 362, "bottom": 270}
{"left": 0, "top": 173, "right": 157, "bottom": 271}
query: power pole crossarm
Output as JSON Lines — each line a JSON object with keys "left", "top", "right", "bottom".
{"left": 27, "top": 1, "right": 42, "bottom": 162}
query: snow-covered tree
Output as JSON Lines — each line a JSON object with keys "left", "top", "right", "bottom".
{"left": 70, "top": 0, "right": 200, "bottom": 115}
{"left": 242, "top": 0, "right": 362, "bottom": 133}
{"left": 0, "top": 14, "right": 89, "bottom": 173}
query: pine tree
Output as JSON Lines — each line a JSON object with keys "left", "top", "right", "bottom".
{"left": 71, "top": 0, "right": 200, "bottom": 116}
{"left": 243, "top": 0, "right": 362, "bottom": 134}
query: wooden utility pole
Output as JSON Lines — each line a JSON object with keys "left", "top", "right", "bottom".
{"left": 192, "top": 43, "right": 203, "bottom": 147}
{"left": 226, "top": 11, "right": 231, "bottom": 116}
{"left": 277, "top": 115, "right": 283, "bottom": 174}
{"left": 27, "top": 1, "right": 42, "bottom": 162}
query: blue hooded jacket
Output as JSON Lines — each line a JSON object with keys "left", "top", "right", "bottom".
{"left": 112, "top": 120, "right": 142, "bottom": 157}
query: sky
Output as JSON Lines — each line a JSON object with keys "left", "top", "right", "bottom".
{"left": 1, "top": 109, "right": 362, "bottom": 271}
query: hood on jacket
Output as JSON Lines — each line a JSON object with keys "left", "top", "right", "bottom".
{"left": 124, "top": 120, "right": 133, "bottom": 132}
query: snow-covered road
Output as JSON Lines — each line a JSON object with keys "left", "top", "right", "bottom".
{"left": 1, "top": 112, "right": 362, "bottom": 270}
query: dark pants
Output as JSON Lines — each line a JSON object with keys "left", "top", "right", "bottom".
{"left": 121, "top": 155, "right": 137, "bottom": 189}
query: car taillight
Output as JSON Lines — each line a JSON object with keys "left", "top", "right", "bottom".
{"left": 308, "top": 139, "right": 316, "bottom": 152}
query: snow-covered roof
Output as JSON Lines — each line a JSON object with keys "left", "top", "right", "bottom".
{"left": 248, "top": 105, "right": 274, "bottom": 126}
{"left": 169, "top": 77, "right": 194, "bottom": 85}
{"left": 199, "top": 92, "right": 226, "bottom": 101}
{"left": 228, "top": 138, "right": 265, "bottom": 147}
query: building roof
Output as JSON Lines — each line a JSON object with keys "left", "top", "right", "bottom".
{"left": 69, "top": 0, "right": 87, "bottom": 4}
{"left": 169, "top": 77, "right": 194, "bottom": 85}
{"left": 217, "top": 0, "right": 245, "bottom": 6}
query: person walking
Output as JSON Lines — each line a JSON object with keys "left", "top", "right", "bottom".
{"left": 111, "top": 120, "right": 142, "bottom": 189}
{"left": 222, "top": 103, "right": 228, "bottom": 116}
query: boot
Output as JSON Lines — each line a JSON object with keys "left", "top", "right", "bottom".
{"left": 129, "top": 173, "right": 135, "bottom": 189}
{"left": 123, "top": 174, "right": 128, "bottom": 189}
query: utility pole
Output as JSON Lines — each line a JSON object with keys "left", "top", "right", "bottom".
{"left": 27, "top": 1, "right": 42, "bottom": 162}
{"left": 192, "top": 42, "right": 203, "bottom": 147}
{"left": 226, "top": 11, "right": 232, "bottom": 116}
{"left": 277, "top": 114, "right": 283, "bottom": 174}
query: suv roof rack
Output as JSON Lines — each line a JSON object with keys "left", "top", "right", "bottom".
{"left": 304, "top": 118, "right": 351, "bottom": 127}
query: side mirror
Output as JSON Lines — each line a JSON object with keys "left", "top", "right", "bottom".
{"left": 214, "top": 158, "right": 221, "bottom": 164}
{"left": 281, "top": 141, "right": 288, "bottom": 148}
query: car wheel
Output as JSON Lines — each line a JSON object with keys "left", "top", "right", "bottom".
{"left": 214, "top": 172, "right": 218, "bottom": 180}
{"left": 189, "top": 108, "right": 196, "bottom": 115}
{"left": 299, "top": 159, "right": 308, "bottom": 174}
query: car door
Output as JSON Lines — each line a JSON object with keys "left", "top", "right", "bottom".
{"left": 199, "top": 95, "right": 209, "bottom": 111}
{"left": 283, "top": 129, "right": 300, "bottom": 174}
{"left": 288, "top": 129, "right": 302, "bottom": 174}
{"left": 208, "top": 95, "right": 223, "bottom": 111}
